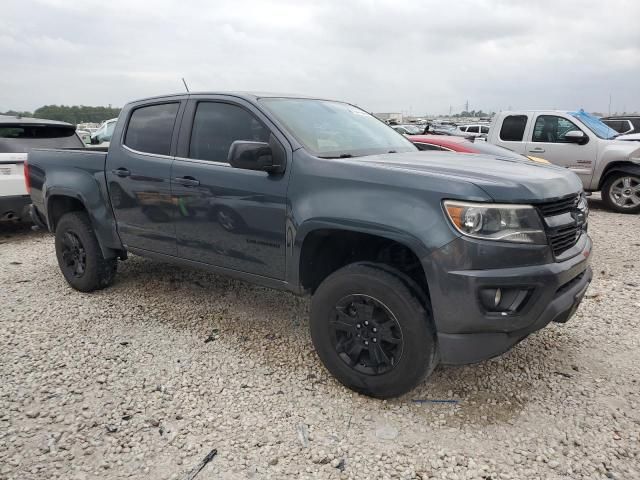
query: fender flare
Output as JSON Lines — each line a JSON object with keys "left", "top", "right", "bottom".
{"left": 45, "top": 187, "right": 123, "bottom": 259}
{"left": 598, "top": 162, "right": 640, "bottom": 190}
{"left": 288, "top": 218, "right": 432, "bottom": 292}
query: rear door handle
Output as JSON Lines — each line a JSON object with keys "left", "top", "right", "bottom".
{"left": 528, "top": 148, "right": 545, "bottom": 153}
{"left": 112, "top": 168, "right": 131, "bottom": 177}
{"left": 174, "top": 176, "right": 200, "bottom": 187}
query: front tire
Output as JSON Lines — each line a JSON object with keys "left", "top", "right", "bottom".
{"left": 55, "top": 211, "right": 117, "bottom": 292}
{"left": 601, "top": 173, "right": 640, "bottom": 213}
{"left": 310, "top": 262, "right": 437, "bottom": 398}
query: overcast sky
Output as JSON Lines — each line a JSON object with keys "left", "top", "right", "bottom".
{"left": 2, "top": 0, "right": 639, "bottom": 115}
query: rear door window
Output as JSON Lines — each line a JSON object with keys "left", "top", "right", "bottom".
{"left": 499, "top": 115, "right": 528, "bottom": 141}
{"left": 467, "top": 126, "right": 480, "bottom": 133}
{"left": 124, "top": 103, "right": 180, "bottom": 156}
{"left": 480, "top": 126, "right": 489, "bottom": 134}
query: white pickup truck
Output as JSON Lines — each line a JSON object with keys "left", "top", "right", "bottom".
{"left": 487, "top": 110, "right": 640, "bottom": 213}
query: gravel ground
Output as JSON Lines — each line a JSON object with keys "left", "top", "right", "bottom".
{"left": 1, "top": 196, "right": 639, "bottom": 480}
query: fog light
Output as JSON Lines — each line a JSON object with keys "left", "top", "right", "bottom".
{"left": 480, "top": 287, "right": 531, "bottom": 313}
{"left": 494, "top": 288, "right": 502, "bottom": 307}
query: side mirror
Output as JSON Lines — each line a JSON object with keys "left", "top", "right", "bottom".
{"left": 228, "top": 135, "right": 286, "bottom": 173}
{"left": 564, "top": 130, "right": 588, "bottom": 145}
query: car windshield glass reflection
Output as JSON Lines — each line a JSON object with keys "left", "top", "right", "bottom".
{"left": 260, "top": 98, "right": 416, "bottom": 158}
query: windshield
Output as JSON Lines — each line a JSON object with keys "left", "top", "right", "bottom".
{"left": 259, "top": 98, "right": 416, "bottom": 157}
{"left": 402, "top": 125, "right": 422, "bottom": 134}
{"left": 570, "top": 110, "right": 618, "bottom": 139}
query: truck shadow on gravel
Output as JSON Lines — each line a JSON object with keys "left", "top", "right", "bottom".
{"left": 113, "top": 255, "right": 580, "bottom": 426}
{"left": 0, "top": 221, "right": 44, "bottom": 243}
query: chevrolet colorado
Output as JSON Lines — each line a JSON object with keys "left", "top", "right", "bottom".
{"left": 27, "top": 93, "right": 592, "bottom": 398}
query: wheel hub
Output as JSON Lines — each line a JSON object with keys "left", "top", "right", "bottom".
{"left": 61, "top": 231, "right": 87, "bottom": 278}
{"left": 329, "top": 294, "right": 403, "bottom": 376}
{"left": 609, "top": 176, "right": 640, "bottom": 209}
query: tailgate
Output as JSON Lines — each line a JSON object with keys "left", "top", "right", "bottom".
{"left": 0, "top": 153, "right": 28, "bottom": 196}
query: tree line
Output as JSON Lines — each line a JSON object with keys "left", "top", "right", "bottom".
{"left": 1, "top": 105, "right": 121, "bottom": 125}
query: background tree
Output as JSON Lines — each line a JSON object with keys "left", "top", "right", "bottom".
{"left": 31, "top": 105, "right": 121, "bottom": 124}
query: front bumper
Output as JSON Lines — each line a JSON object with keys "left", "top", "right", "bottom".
{"left": 425, "top": 233, "right": 592, "bottom": 365}
{"left": 0, "top": 194, "right": 31, "bottom": 221}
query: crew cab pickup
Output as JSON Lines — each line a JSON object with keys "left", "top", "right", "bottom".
{"left": 27, "top": 93, "right": 592, "bottom": 398}
{"left": 488, "top": 110, "right": 640, "bottom": 213}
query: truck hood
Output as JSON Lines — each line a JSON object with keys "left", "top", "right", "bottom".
{"left": 356, "top": 152, "right": 583, "bottom": 203}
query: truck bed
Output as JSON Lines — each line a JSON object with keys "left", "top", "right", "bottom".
{"left": 28, "top": 148, "right": 109, "bottom": 212}
{"left": 27, "top": 147, "right": 124, "bottom": 254}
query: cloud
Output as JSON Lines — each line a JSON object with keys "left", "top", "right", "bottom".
{"left": 1, "top": 0, "right": 639, "bottom": 114}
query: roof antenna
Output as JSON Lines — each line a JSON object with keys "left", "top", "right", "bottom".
{"left": 182, "top": 77, "right": 190, "bottom": 93}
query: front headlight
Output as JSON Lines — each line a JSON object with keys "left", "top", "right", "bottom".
{"left": 443, "top": 200, "right": 547, "bottom": 244}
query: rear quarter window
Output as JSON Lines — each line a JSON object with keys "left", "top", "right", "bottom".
{"left": 499, "top": 115, "right": 528, "bottom": 141}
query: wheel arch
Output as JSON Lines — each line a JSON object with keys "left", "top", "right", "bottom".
{"left": 294, "top": 220, "right": 431, "bottom": 300}
{"left": 597, "top": 161, "right": 640, "bottom": 190}
{"left": 46, "top": 190, "right": 123, "bottom": 259}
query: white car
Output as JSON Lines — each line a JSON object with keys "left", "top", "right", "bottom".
{"left": 91, "top": 118, "right": 118, "bottom": 146}
{"left": 487, "top": 110, "right": 640, "bottom": 213}
{"left": 458, "top": 124, "right": 490, "bottom": 138}
{"left": 0, "top": 116, "right": 85, "bottom": 221}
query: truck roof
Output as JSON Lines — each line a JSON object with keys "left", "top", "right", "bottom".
{"left": 128, "top": 91, "right": 341, "bottom": 104}
{"left": 496, "top": 110, "right": 577, "bottom": 115}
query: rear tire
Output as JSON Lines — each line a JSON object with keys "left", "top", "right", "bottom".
{"left": 310, "top": 262, "right": 437, "bottom": 398}
{"left": 601, "top": 173, "right": 640, "bottom": 214}
{"left": 55, "top": 211, "right": 117, "bottom": 292}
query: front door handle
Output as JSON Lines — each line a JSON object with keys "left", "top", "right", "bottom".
{"left": 112, "top": 168, "right": 131, "bottom": 177}
{"left": 174, "top": 176, "right": 200, "bottom": 187}
{"left": 529, "top": 148, "right": 545, "bottom": 153}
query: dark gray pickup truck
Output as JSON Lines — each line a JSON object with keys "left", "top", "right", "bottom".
{"left": 27, "top": 93, "right": 592, "bottom": 398}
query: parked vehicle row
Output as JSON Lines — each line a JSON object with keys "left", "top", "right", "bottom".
{"left": 487, "top": 110, "right": 640, "bottom": 213}
{"left": 27, "top": 92, "right": 592, "bottom": 398}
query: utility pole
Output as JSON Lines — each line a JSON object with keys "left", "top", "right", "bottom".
{"left": 608, "top": 94, "right": 612, "bottom": 116}
{"left": 465, "top": 100, "right": 469, "bottom": 112}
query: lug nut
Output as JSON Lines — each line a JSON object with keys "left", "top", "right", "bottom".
{"left": 364, "top": 321, "right": 369, "bottom": 326}
{"left": 356, "top": 323, "right": 361, "bottom": 328}
{"left": 364, "top": 340, "right": 369, "bottom": 345}
{"left": 372, "top": 327, "right": 377, "bottom": 333}
{"left": 372, "top": 338, "right": 377, "bottom": 343}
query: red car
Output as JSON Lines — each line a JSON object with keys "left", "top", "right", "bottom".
{"left": 409, "top": 135, "right": 549, "bottom": 163}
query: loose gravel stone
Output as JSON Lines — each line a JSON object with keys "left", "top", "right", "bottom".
{"left": 1, "top": 195, "right": 639, "bottom": 479}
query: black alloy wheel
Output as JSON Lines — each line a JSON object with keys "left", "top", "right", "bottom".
{"left": 54, "top": 211, "right": 117, "bottom": 292}
{"left": 331, "top": 294, "right": 403, "bottom": 375}
{"left": 310, "top": 262, "right": 437, "bottom": 398}
{"left": 60, "top": 231, "right": 87, "bottom": 278}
